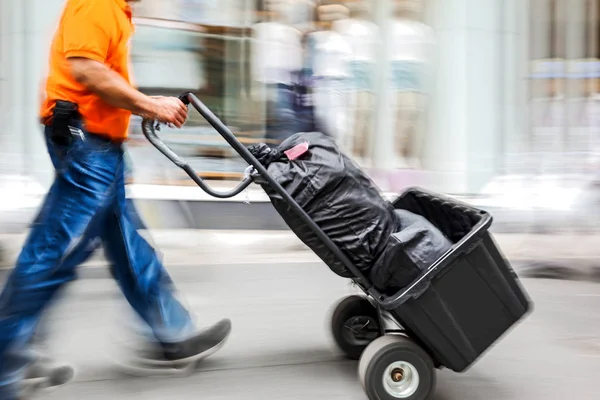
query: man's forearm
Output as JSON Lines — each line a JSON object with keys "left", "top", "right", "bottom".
{"left": 68, "top": 58, "right": 157, "bottom": 118}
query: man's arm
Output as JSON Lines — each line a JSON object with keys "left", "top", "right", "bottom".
{"left": 68, "top": 58, "right": 187, "bottom": 127}
{"left": 68, "top": 57, "right": 155, "bottom": 118}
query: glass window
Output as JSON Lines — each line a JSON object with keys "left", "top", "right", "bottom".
{"left": 127, "top": 0, "right": 389, "bottom": 185}
{"left": 126, "top": 0, "right": 438, "bottom": 186}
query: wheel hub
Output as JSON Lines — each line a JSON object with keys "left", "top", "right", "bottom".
{"left": 391, "top": 368, "right": 404, "bottom": 382}
{"left": 382, "top": 361, "right": 420, "bottom": 398}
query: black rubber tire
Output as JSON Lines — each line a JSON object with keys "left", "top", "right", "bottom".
{"left": 359, "top": 335, "right": 436, "bottom": 400}
{"left": 331, "top": 295, "right": 382, "bottom": 360}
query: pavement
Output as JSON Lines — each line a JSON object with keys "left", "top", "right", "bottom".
{"left": 25, "top": 262, "right": 600, "bottom": 400}
{"left": 1, "top": 230, "right": 599, "bottom": 282}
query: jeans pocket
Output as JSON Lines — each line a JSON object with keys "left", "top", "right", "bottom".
{"left": 45, "top": 128, "right": 77, "bottom": 171}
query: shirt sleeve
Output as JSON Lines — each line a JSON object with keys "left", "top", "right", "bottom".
{"left": 62, "top": 0, "right": 113, "bottom": 62}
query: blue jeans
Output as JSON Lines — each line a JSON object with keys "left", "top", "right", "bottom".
{"left": 0, "top": 125, "right": 194, "bottom": 398}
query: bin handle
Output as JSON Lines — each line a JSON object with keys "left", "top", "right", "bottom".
{"left": 141, "top": 118, "right": 252, "bottom": 200}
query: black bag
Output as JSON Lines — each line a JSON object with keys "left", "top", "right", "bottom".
{"left": 370, "top": 209, "right": 453, "bottom": 294}
{"left": 248, "top": 131, "right": 396, "bottom": 278}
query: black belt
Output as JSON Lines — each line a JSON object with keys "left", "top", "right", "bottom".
{"left": 48, "top": 101, "right": 119, "bottom": 145}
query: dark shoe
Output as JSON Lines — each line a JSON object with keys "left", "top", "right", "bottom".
{"left": 137, "top": 318, "right": 232, "bottom": 366}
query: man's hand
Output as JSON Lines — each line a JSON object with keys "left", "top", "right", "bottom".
{"left": 150, "top": 97, "right": 188, "bottom": 128}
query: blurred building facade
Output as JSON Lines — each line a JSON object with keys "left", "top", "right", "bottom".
{"left": 0, "top": 0, "right": 598, "bottom": 198}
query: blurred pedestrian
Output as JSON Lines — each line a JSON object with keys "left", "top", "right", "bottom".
{"left": 0, "top": 0, "right": 231, "bottom": 398}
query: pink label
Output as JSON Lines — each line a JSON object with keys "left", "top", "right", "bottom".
{"left": 284, "top": 142, "right": 310, "bottom": 160}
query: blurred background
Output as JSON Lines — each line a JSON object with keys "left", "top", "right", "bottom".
{"left": 0, "top": 1, "right": 599, "bottom": 399}
{"left": 1, "top": 0, "right": 599, "bottom": 234}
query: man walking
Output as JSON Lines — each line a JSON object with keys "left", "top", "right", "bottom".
{"left": 0, "top": 0, "right": 231, "bottom": 398}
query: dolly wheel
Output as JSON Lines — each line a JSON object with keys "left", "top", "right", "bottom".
{"left": 331, "top": 295, "right": 381, "bottom": 360}
{"left": 359, "top": 335, "right": 436, "bottom": 400}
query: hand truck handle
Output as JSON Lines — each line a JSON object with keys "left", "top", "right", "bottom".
{"left": 145, "top": 92, "right": 379, "bottom": 294}
{"left": 141, "top": 108, "right": 252, "bottom": 199}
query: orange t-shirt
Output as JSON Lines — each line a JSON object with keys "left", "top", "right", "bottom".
{"left": 40, "top": 0, "right": 134, "bottom": 142}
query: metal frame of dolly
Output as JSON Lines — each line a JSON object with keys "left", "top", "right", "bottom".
{"left": 142, "top": 92, "right": 387, "bottom": 298}
{"left": 141, "top": 91, "right": 409, "bottom": 348}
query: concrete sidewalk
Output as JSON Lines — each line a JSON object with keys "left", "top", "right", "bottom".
{"left": 1, "top": 230, "right": 599, "bottom": 282}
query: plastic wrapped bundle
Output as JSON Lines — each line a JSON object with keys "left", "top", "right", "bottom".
{"left": 248, "top": 131, "right": 395, "bottom": 277}
{"left": 370, "top": 209, "right": 453, "bottom": 294}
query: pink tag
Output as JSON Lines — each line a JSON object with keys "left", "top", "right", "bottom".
{"left": 284, "top": 142, "right": 310, "bottom": 160}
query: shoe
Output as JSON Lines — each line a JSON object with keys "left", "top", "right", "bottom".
{"left": 132, "top": 318, "right": 232, "bottom": 367}
{"left": 20, "top": 356, "right": 74, "bottom": 397}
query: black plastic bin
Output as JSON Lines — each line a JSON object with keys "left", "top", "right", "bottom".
{"left": 386, "top": 189, "right": 532, "bottom": 372}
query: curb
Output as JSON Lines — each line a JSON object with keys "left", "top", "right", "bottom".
{"left": 0, "top": 259, "right": 597, "bottom": 283}
{"left": 1, "top": 231, "right": 599, "bottom": 283}
{"left": 511, "top": 260, "right": 600, "bottom": 283}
